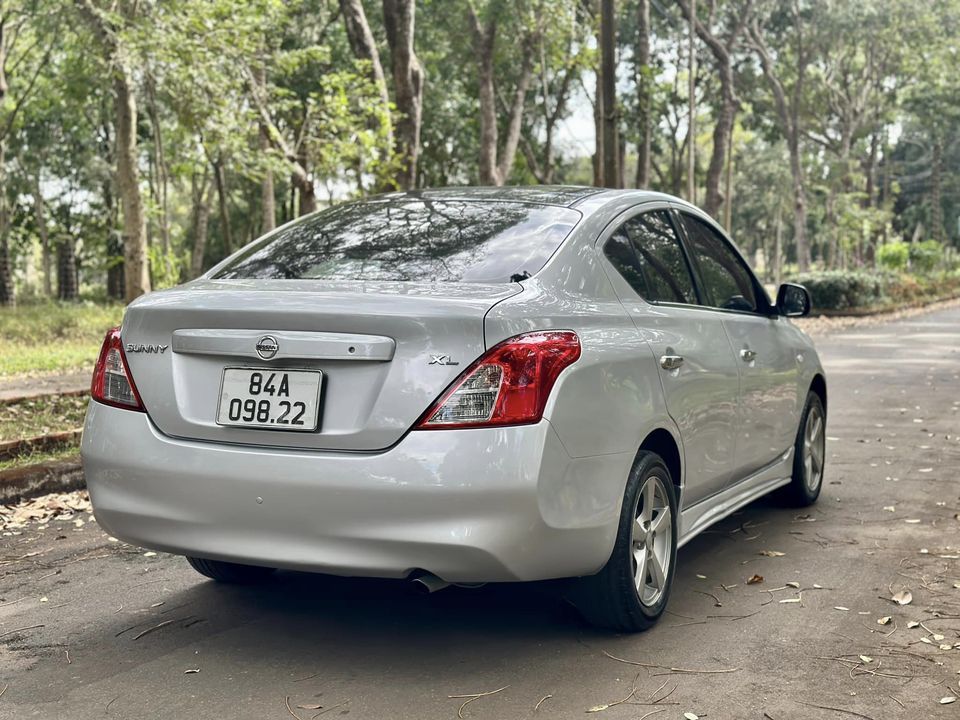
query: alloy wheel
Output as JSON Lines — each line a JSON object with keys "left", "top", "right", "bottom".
{"left": 803, "top": 404, "right": 825, "bottom": 492}
{"left": 630, "top": 473, "right": 673, "bottom": 607}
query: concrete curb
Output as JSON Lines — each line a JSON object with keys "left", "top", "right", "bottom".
{"left": 0, "top": 387, "right": 88, "bottom": 406}
{"left": 0, "top": 457, "right": 84, "bottom": 505}
{"left": 0, "top": 428, "right": 83, "bottom": 461}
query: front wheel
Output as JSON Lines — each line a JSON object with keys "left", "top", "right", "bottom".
{"left": 186, "top": 556, "right": 276, "bottom": 584}
{"left": 782, "top": 391, "right": 826, "bottom": 507}
{"left": 572, "top": 451, "right": 678, "bottom": 632}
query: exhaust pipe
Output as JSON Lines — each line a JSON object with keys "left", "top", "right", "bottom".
{"left": 410, "top": 572, "right": 451, "bottom": 594}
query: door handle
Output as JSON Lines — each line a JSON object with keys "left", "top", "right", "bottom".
{"left": 740, "top": 349, "right": 757, "bottom": 362}
{"left": 660, "top": 355, "right": 684, "bottom": 371}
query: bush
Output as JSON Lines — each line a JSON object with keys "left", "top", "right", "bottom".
{"left": 908, "top": 240, "right": 943, "bottom": 275}
{"left": 877, "top": 242, "right": 909, "bottom": 271}
{"left": 790, "top": 271, "right": 887, "bottom": 311}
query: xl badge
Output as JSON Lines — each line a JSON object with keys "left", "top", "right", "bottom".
{"left": 429, "top": 354, "right": 459, "bottom": 366}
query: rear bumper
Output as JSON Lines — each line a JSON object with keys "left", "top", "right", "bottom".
{"left": 81, "top": 402, "right": 630, "bottom": 582}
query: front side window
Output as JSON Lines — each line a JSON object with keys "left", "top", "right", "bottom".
{"left": 604, "top": 210, "right": 698, "bottom": 304}
{"left": 213, "top": 200, "right": 581, "bottom": 284}
{"left": 681, "top": 214, "right": 759, "bottom": 312}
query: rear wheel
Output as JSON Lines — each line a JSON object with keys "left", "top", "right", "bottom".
{"left": 186, "top": 556, "right": 276, "bottom": 584}
{"left": 572, "top": 451, "right": 678, "bottom": 632}
{"left": 782, "top": 391, "right": 826, "bottom": 506}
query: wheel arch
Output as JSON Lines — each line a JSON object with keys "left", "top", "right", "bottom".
{"left": 639, "top": 427, "right": 683, "bottom": 502}
{"left": 809, "top": 373, "right": 827, "bottom": 414}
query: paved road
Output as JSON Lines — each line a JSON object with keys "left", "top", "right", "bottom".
{"left": 1, "top": 307, "right": 959, "bottom": 720}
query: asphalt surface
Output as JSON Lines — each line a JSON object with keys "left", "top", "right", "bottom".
{"left": 1, "top": 306, "right": 959, "bottom": 720}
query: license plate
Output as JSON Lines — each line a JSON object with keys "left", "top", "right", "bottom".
{"left": 216, "top": 368, "right": 322, "bottom": 431}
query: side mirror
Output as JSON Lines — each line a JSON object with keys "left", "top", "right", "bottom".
{"left": 776, "top": 283, "right": 811, "bottom": 317}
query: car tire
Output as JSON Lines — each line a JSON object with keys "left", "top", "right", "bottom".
{"left": 186, "top": 556, "right": 276, "bottom": 584}
{"left": 572, "top": 451, "right": 678, "bottom": 632}
{"left": 782, "top": 391, "right": 826, "bottom": 507}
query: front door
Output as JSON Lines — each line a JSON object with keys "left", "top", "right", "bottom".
{"left": 599, "top": 206, "right": 741, "bottom": 506}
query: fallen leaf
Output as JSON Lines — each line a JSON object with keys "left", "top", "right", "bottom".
{"left": 940, "top": 697, "right": 957, "bottom": 705}
{"left": 907, "top": 621, "right": 920, "bottom": 628}
{"left": 859, "top": 655, "right": 873, "bottom": 663}
{"left": 878, "top": 616, "right": 892, "bottom": 625}
{"left": 780, "top": 598, "right": 801, "bottom": 604}
{"left": 684, "top": 714, "right": 699, "bottom": 720}
{"left": 184, "top": 668, "right": 200, "bottom": 674}
{"left": 587, "top": 704, "right": 610, "bottom": 713}
{"left": 759, "top": 550, "right": 786, "bottom": 557}
{"left": 786, "top": 581, "right": 800, "bottom": 589}
{"left": 883, "top": 506, "right": 895, "bottom": 512}
{"left": 918, "top": 468, "right": 933, "bottom": 473}
{"left": 940, "top": 644, "right": 952, "bottom": 650}
{"left": 904, "top": 519, "right": 921, "bottom": 524}
{"left": 747, "top": 574, "right": 764, "bottom": 585}
{"left": 920, "top": 637, "right": 933, "bottom": 644}
{"left": 696, "top": 574, "right": 707, "bottom": 579}
{"left": 144, "top": 552, "right": 157, "bottom": 557}
{"left": 834, "top": 606, "right": 850, "bottom": 611}
{"left": 933, "top": 634, "right": 945, "bottom": 641}
{"left": 891, "top": 590, "right": 913, "bottom": 606}
{"left": 919, "top": 548, "right": 929, "bottom": 554}
{"left": 297, "top": 704, "right": 322, "bottom": 710}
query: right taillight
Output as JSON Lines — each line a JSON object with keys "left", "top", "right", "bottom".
{"left": 415, "top": 330, "right": 581, "bottom": 429}
{"left": 91, "top": 327, "right": 145, "bottom": 412}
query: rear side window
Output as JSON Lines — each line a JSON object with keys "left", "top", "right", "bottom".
{"left": 603, "top": 210, "right": 697, "bottom": 304}
{"left": 681, "top": 214, "right": 759, "bottom": 312}
{"left": 213, "top": 199, "right": 581, "bottom": 284}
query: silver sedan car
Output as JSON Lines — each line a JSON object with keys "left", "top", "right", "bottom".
{"left": 82, "top": 186, "right": 826, "bottom": 631}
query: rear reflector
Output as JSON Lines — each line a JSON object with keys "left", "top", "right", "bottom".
{"left": 91, "top": 327, "right": 146, "bottom": 412}
{"left": 415, "top": 330, "right": 580, "bottom": 429}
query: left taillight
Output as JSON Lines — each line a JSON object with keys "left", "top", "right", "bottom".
{"left": 415, "top": 330, "right": 581, "bottom": 430}
{"left": 91, "top": 327, "right": 146, "bottom": 412}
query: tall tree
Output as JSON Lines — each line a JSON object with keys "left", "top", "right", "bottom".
{"left": 748, "top": 2, "right": 814, "bottom": 271}
{"left": 466, "top": 0, "right": 538, "bottom": 186}
{"left": 676, "top": 0, "right": 753, "bottom": 220}
{"left": 599, "top": 0, "right": 619, "bottom": 187}
{"left": 75, "top": 0, "right": 150, "bottom": 301}
{"left": 634, "top": 0, "right": 651, "bottom": 188}
{"left": 383, "top": 0, "right": 424, "bottom": 189}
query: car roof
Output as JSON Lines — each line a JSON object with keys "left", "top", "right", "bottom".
{"left": 373, "top": 185, "right": 691, "bottom": 211}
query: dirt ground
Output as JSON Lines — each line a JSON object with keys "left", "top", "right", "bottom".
{"left": 0, "top": 304, "right": 958, "bottom": 719}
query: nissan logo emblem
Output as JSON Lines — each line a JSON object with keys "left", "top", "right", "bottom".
{"left": 256, "top": 335, "right": 279, "bottom": 360}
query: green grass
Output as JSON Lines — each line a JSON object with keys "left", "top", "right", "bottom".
{"left": 0, "top": 301, "right": 124, "bottom": 378}
{"left": 0, "top": 443, "right": 79, "bottom": 472}
{"left": 0, "top": 394, "right": 88, "bottom": 442}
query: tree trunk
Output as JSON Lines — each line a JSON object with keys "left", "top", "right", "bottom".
{"left": 468, "top": 8, "right": 499, "bottom": 185}
{"left": 383, "top": 0, "right": 423, "bottom": 190}
{"left": 254, "top": 64, "right": 276, "bottom": 234}
{"left": 931, "top": 133, "right": 943, "bottom": 242}
{"left": 145, "top": 75, "right": 170, "bottom": 255}
{"left": 114, "top": 69, "right": 151, "bottom": 301}
{"left": 634, "top": 0, "right": 651, "bottom": 188}
{"left": 686, "top": 0, "right": 697, "bottom": 203}
{"left": 190, "top": 170, "right": 212, "bottom": 279}
{"left": 57, "top": 237, "right": 79, "bottom": 301}
{"left": 293, "top": 154, "right": 316, "bottom": 215}
{"left": 33, "top": 175, "right": 52, "bottom": 296}
{"left": 0, "top": 144, "right": 11, "bottom": 307}
{"left": 600, "top": 0, "right": 619, "bottom": 188}
{"left": 212, "top": 155, "right": 234, "bottom": 254}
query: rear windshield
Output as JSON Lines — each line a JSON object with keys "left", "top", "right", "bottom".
{"left": 213, "top": 199, "right": 581, "bottom": 283}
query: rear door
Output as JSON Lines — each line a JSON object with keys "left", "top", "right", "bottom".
{"left": 676, "top": 211, "right": 800, "bottom": 479}
{"left": 599, "top": 206, "right": 741, "bottom": 506}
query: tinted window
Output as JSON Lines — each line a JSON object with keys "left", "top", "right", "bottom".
{"left": 606, "top": 211, "right": 697, "bottom": 304}
{"left": 682, "top": 215, "right": 758, "bottom": 312}
{"left": 603, "top": 229, "right": 647, "bottom": 296}
{"left": 214, "top": 200, "right": 580, "bottom": 283}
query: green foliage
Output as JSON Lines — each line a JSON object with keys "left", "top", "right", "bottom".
{"left": 877, "top": 242, "right": 909, "bottom": 271}
{"left": 791, "top": 271, "right": 888, "bottom": 311}
{"left": 907, "top": 240, "right": 943, "bottom": 275}
{"left": 0, "top": 301, "right": 123, "bottom": 377}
